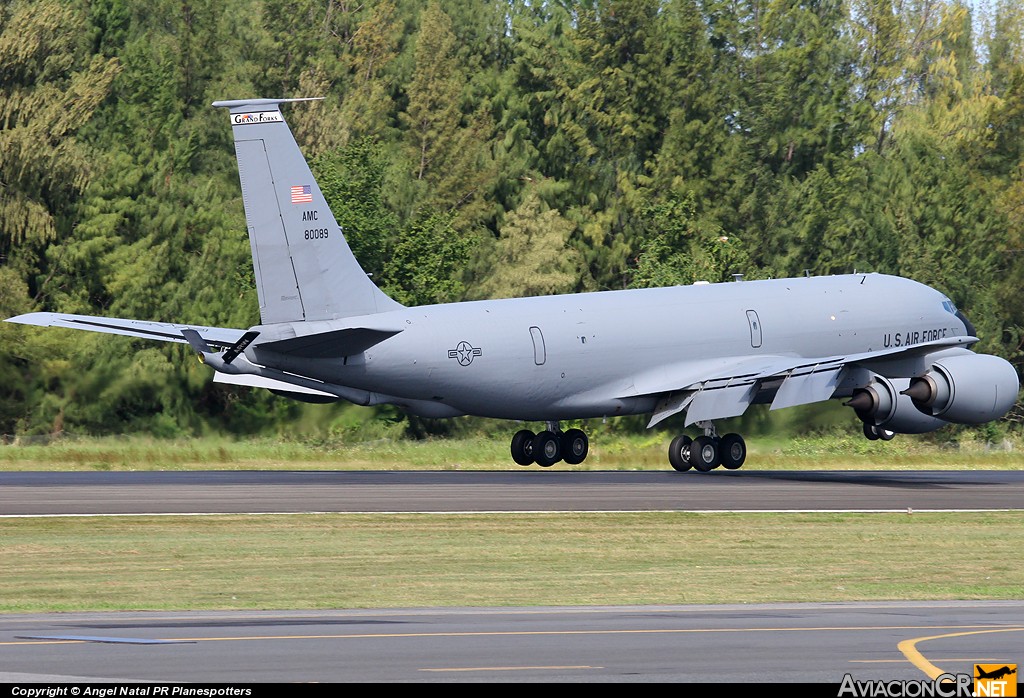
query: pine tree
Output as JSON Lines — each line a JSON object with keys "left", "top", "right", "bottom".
{"left": 400, "top": 0, "right": 497, "bottom": 232}
{"left": 0, "top": 0, "right": 119, "bottom": 257}
{"left": 477, "top": 187, "right": 582, "bottom": 299}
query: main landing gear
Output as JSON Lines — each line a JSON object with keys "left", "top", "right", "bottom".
{"left": 668, "top": 421, "right": 746, "bottom": 472}
{"left": 511, "top": 422, "right": 589, "bottom": 467}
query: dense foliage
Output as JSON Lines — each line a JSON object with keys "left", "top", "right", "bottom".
{"left": 2, "top": 0, "right": 1023, "bottom": 438}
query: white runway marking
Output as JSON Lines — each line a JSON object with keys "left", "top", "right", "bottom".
{"left": 0, "top": 508, "right": 1016, "bottom": 518}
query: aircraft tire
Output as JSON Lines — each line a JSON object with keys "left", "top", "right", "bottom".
{"left": 561, "top": 429, "right": 589, "bottom": 465}
{"left": 690, "top": 435, "right": 719, "bottom": 472}
{"left": 862, "top": 422, "right": 880, "bottom": 441}
{"left": 511, "top": 429, "right": 536, "bottom": 465}
{"left": 878, "top": 428, "right": 895, "bottom": 441}
{"left": 533, "top": 431, "right": 562, "bottom": 467}
{"left": 720, "top": 433, "right": 746, "bottom": 469}
{"left": 668, "top": 435, "right": 693, "bottom": 471}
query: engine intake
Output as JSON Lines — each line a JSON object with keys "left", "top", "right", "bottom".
{"left": 902, "top": 353, "right": 1019, "bottom": 424}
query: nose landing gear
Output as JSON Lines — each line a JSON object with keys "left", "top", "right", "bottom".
{"left": 862, "top": 422, "right": 895, "bottom": 441}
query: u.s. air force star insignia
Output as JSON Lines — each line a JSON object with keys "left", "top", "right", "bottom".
{"left": 448, "top": 341, "right": 482, "bottom": 366}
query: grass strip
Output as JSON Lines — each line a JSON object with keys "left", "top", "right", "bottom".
{"left": 1, "top": 434, "right": 1023, "bottom": 471}
{"left": 2, "top": 512, "right": 1021, "bottom": 612}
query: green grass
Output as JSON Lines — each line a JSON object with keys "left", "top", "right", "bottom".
{"left": 1, "top": 512, "right": 1021, "bottom": 612}
{"left": 1, "top": 432, "right": 1023, "bottom": 470}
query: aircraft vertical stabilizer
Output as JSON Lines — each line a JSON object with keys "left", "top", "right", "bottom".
{"left": 212, "top": 98, "right": 402, "bottom": 324}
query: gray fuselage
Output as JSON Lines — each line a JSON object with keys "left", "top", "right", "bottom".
{"left": 253, "top": 273, "right": 966, "bottom": 421}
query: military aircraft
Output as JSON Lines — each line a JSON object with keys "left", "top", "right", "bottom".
{"left": 7, "top": 98, "right": 1019, "bottom": 471}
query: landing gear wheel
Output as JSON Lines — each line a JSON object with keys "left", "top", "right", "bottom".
{"left": 719, "top": 433, "right": 746, "bottom": 470}
{"left": 533, "top": 430, "right": 561, "bottom": 467}
{"left": 511, "top": 429, "right": 536, "bottom": 465}
{"left": 690, "top": 435, "right": 719, "bottom": 472}
{"left": 668, "top": 435, "right": 693, "bottom": 471}
{"left": 561, "top": 429, "right": 589, "bottom": 465}
{"left": 863, "top": 422, "right": 896, "bottom": 441}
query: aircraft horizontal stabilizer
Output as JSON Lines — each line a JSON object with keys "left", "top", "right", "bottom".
{"left": 5, "top": 312, "right": 246, "bottom": 348}
{"left": 255, "top": 327, "right": 402, "bottom": 358}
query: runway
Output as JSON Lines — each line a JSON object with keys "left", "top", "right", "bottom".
{"left": 3, "top": 471, "right": 1021, "bottom": 683}
{"left": 1, "top": 602, "right": 1022, "bottom": 683}
{"left": 1, "top": 469, "right": 1023, "bottom": 515}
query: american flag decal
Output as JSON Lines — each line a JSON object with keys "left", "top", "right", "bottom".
{"left": 290, "top": 185, "right": 313, "bottom": 204}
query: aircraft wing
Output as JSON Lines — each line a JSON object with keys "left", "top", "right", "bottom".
{"left": 5, "top": 312, "right": 246, "bottom": 349}
{"left": 637, "top": 334, "right": 980, "bottom": 427}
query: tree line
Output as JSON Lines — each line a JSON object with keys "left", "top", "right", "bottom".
{"left": 1, "top": 0, "right": 1023, "bottom": 438}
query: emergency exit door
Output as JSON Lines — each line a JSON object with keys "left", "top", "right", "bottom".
{"left": 746, "top": 310, "right": 762, "bottom": 348}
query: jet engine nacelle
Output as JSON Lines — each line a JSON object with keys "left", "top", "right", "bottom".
{"left": 846, "top": 375, "right": 948, "bottom": 434}
{"left": 903, "top": 353, "right": 1019, "bottom": 424}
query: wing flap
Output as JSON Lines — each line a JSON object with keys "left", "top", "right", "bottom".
{"left": 684, "top": 382, "right": 760, "bottom": 426}
{"left": 626, "top": 355, "right": 795, "bottom": 399}
{"left": 647, "top": 391, "right": 696, "bottom": 428}
{"left": 769, "top": 366, "right": 845, "bottom": 411}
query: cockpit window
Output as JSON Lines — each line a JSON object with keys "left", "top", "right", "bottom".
{"left": 942, "top": 299, "right": 957, "bottom": 315}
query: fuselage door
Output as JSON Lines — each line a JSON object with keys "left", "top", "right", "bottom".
{"left": 530, "top": 326, "right": 546, "bottom": 365}
{"left": 746, "top": 310, "right": 762, "bottom": 348}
